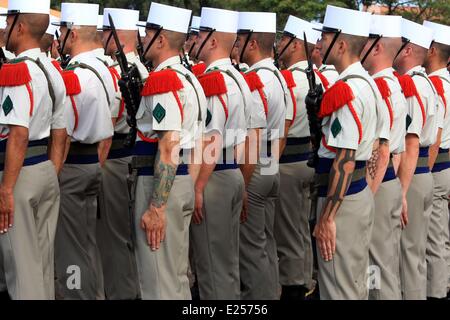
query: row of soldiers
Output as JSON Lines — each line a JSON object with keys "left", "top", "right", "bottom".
{"left": 0, "top": 0, "right": 449, "bottom": 300}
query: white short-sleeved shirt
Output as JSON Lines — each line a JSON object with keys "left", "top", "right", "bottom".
{"left": 319, "top": 64, "right": 339, "bottom": 86}
{"left": 66, "top": 51, "right": 114, "bottom": 143}
{"left": 0, "top": 48, "right": 57, "bottom": 141}
{"left": 373, "top": 67, "right": 407, "bottom": 154}
{"left": 248, "top": 58, "right": 290, "bottom": 145}
{"left": 287, "top": 60, "right": 324, "bottom": 138}
{"left": 407, "top": 66, "right": 438, "bottom": 147}
{"left": 429, "top": 68, "right": 450, "bottom": 149}
{"left": 318, "top": 62, "right": 378, "bottom": 161}
{"left": 112, "top": 52, "right": 149, "bottom": 134}
{"left": 136, "top": 56, "right": 203, "bottom": 150}
{"left": 36, "top": 52, "right": 68, "bottom": 131}
{"left": 210, "top": 58, "right": 266, "bottom": 131}
{"left": 203, "top": 59, "right": 247, "bottom": 149}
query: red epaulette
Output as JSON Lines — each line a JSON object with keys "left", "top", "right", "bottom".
{"left": 197, "top": 71, "right": 227, "bottom": 97}
{"left": 108, "top": 66, "right": 120, "bottom": 92}
{"left": 192, "top": 63, "right": 206, "bottom": 77}
{"left": 429, "top": 75, "right": 447, "bottom": 116}
{"left": 314, "top": 69, "right": 330, "bottom": 90}
{"left": 394, "top": 72, "right": 426, "bottom": 127}
{"left": 0, "top": 61, "right": 32, "bottom": 86}
{"left": 374, "top": 77, "right": 393, "bottom": 129}
{"left": 280, "top": 70, "right": 296, "bottom": 88}
{"left": 243, "top": 71, "right": 264, "bottom": 92}
{"left": 51, "top": 60, "right": 63, "bottom": 73}
{"left": 141, "top": 69, "right": 184, "bottom": 97}
{"left": 319, "top": 80, "right": 354, "bottom": 118}
{"left": 61, "top": 70, "right": 81, "bottom": 96}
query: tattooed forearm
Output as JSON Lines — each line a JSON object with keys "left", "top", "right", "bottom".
{"left": 151, "top": 152, "right": 178, "bottom": 208}
{"left": 321, "top": 148, "right": 356, "bottom": 221}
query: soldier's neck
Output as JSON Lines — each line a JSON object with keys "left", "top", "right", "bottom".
{"left": 70, "top": 42, "right": 96, "bottom": 58}
{"left": 203, "top": 51, "right": 229, "bottom": 68}
{"left": 397, "top": 58, "right": 423, "bottom": 75}
{"left": 13, "top": 39, "right": 41, "bottom": 56}
{"left": 367, "top": 59, "right": 394, "bottom": 76}
{"left": 152, "top": 50, "right": 179, "bottom": 68}
{"left": 247, "top": 53, "right": 271, "bottom": 68}
{"left": 333, "top": 55, "right": 360, "bottom": 74}
{"left": 425, "top": 59, "right": 446, "bottom": 75}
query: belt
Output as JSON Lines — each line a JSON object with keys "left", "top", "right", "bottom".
{"left": 382, "top": 157, "right": 396, "bottom": 183}
{"left": 215, "top": 148, "right": 238, "bottom": 171}
{"left": 108, "top": 133, "right": 133, "bottom": 160}
{"left": 66, "top": 142, "right": 99, "bottom": 164}
{"left": 415, "top": 147, "right": 430, "bottom": 175}
{"left": 0, "top": 138, "right": 49, "bottom": 171}
{"left": 316, "top": 158, "right": 367, "bottom": 198}
{"left": 432, "top": 148, "right": 450, "bottom": 173}
{"left": 280, "top": 137, "right": 311, "bottom": 164}
{"left": 132, "top": 141, "right": 189, "bottom": 176}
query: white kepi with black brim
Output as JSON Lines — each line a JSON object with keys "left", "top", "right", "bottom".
{"left": 53, "top": 3, "right": 99, "bottom": 28}
{"left": 361, "top": 15, "right": 402, "bottom": 64}
{"left": 137, "top": 2, "right": 192, "bottom": 58}
{"left": 401, "top": 18, "right": 433, "bottom": 50}
{"left": 313, "top": 5, "right": 371, "bottom": 64}
{"left": 283, "top": 15, "right": 321, "bottom": 44}
{"left": 189, "top": 16, "right": 201, "bottom": 35}
{"left": 423, "top": 20, "right": 450, "bottom": 46}
{"left": 46, "top": 15, "right": 60, "bottom": 39}
{"left": 200, "top": 7, "right": 239, "bottom": 34}
{"left": 103, "top": 8, "right": 140, "bottom": 31}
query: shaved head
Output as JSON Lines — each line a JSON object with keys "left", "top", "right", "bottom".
{"left": 18, "top": 13, "right": 49, "bottom": 41}
{"left": 213, "top": 32, "right": 236, "bottom": 54}
{"left": 341, "top": 34, "right": 368, "bottom": 57}
{"left": 75, "top": 26, "right": 98, "bottom": 43}
{"left": 252, "top": 32, "right": 276, "bottom": 56}
{"left": 162, "top": 30, "right": 186, "bottom": 50}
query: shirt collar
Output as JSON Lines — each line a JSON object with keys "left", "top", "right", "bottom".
{"left": 249, "top": 58, "right": 274, "bottom": 71}
{"left": 428, "top": 67, "right": 448, "bottom": 77}
{"left": 155, "top": 56, "right": 181, "bottom": 71}
{"left": 206, "top": 58, "right": 232, "bottom": 72}
{"left": 17, "top": 48, "right": 42, "bottom": 59}
{"left": 288, "top": 60, "right": 308, "bottom": 70}
{"left": 69, "top": 51, "right": 95, "bottom": 64}
{"left": 125, "top": 51, "right": 139, "bottom": 63}
{"left": 338, "top": 61, "right": 365, "bottom": 80}
{"left": 406, "top": 65, "right": 424, "bottom": 76}
{"left": 372, "top": 67, "right": 395, "bottom": 79}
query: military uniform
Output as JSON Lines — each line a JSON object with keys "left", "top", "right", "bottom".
{"left": 424, "top": 20, "right": 450, "bottom": 299}
{"left": 54, "top": 2, "right": 114, "bottom": 300}
{"left": 95, "top": 9, "right": 147, "bottom": 300}
{"left": 396, "top": 20, "right": 438, "bottom": 300}
{"left": 319, "top": 64, "right": 339, "bottom": 87}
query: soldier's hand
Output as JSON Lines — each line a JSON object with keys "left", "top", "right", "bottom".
{"left": 400, "top": 196, "right": 408, "bottom": 229}
{"left": 140, "top": 204, "right": 167, "bottom": 251}
{"left": 0, "top": 185, "right": 14, "bottom": 233}
{"left": 240, "top": 190, "right": 249, "bottom": 224}
{"left": 313, "top": 218, "right": 336, "bottom": 262}
{"left": 192, "top": 190, "right": 204, "bottom": 225}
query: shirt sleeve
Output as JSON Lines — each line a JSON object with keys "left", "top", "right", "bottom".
{"left": 0, "top": 86, "right": 31, "bottom": 128}
{"left": 405, "top": 96, "right": 423, "bottom": 138}
{"left": 204, "top": 95, "right": 227, "bottom": 136}
{"left": 376, "top": 97, "right": 391, "bottom": 140}
{"left": 51, "top": 72, "right": 68, "bottom": 130}
{"left": 326, "top": 104, "right": 360, "bottom": 151}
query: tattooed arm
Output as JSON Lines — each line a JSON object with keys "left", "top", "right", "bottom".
{"left": 313, "top": 148, "right": 356, "bottom": 261}
{"left": 367, "top": 138, "right": 390, "bottom": 194}
{"left": 141, "top": 130, "right": 180, "bottom": 251}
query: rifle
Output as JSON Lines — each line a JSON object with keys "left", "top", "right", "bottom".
{"left": 55, "top": 30, "right": 71, "bottom": 69}
{"left": 303, "top": 32, "right": 324, "bottom": 219}
{"left": 108, "top": 14, "right": 144, "bottom": 149}
{"left": 303, "top": 32, "right": 323, "bottom": 169}
{"left": 136, "top": 32, "right": 145, "bottom": 64}
{"left": 180, "top": 48, "right": 192, "bottom": 72}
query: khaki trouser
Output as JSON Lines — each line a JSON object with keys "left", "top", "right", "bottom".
{"left": 97, "top": 157, "right": 140, "bottom": 300}
{"left": 55, "top": 163, "right": 102, "bottom": 300}
{"left": 274, "top": 161, "right": 314, "bottom": 288}
{"left": 400, "top": 172, "right": 434, "bottom": 300}
{"left": 426, "top": 168, "right": 450, "bottom": 298}
{"left": 240, "top": 163, "right": 280, "bottom": 300}
{"left": 134, "top": 174, "right": 194, "bottom": 300}
{"left": 190, "top": 169, "right": 244, "bottom": 300}
{"left": 369, "top": 178, "right": 403, "bottom": 300}
{"left": 316, "top": 186, "right": 375, "bottom": 300}
{"left": 0, "top": 161, "right": 60, "bottom": 300}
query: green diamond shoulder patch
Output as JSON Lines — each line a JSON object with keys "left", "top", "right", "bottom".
{"left": 2, "top": 96, "right": 13, "bottom": 116}
{"left": 331, "top": 117, "right": 342, "bottom": 138}
{"left": 153, "top": 103, "right": 166, "bottom": 124}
